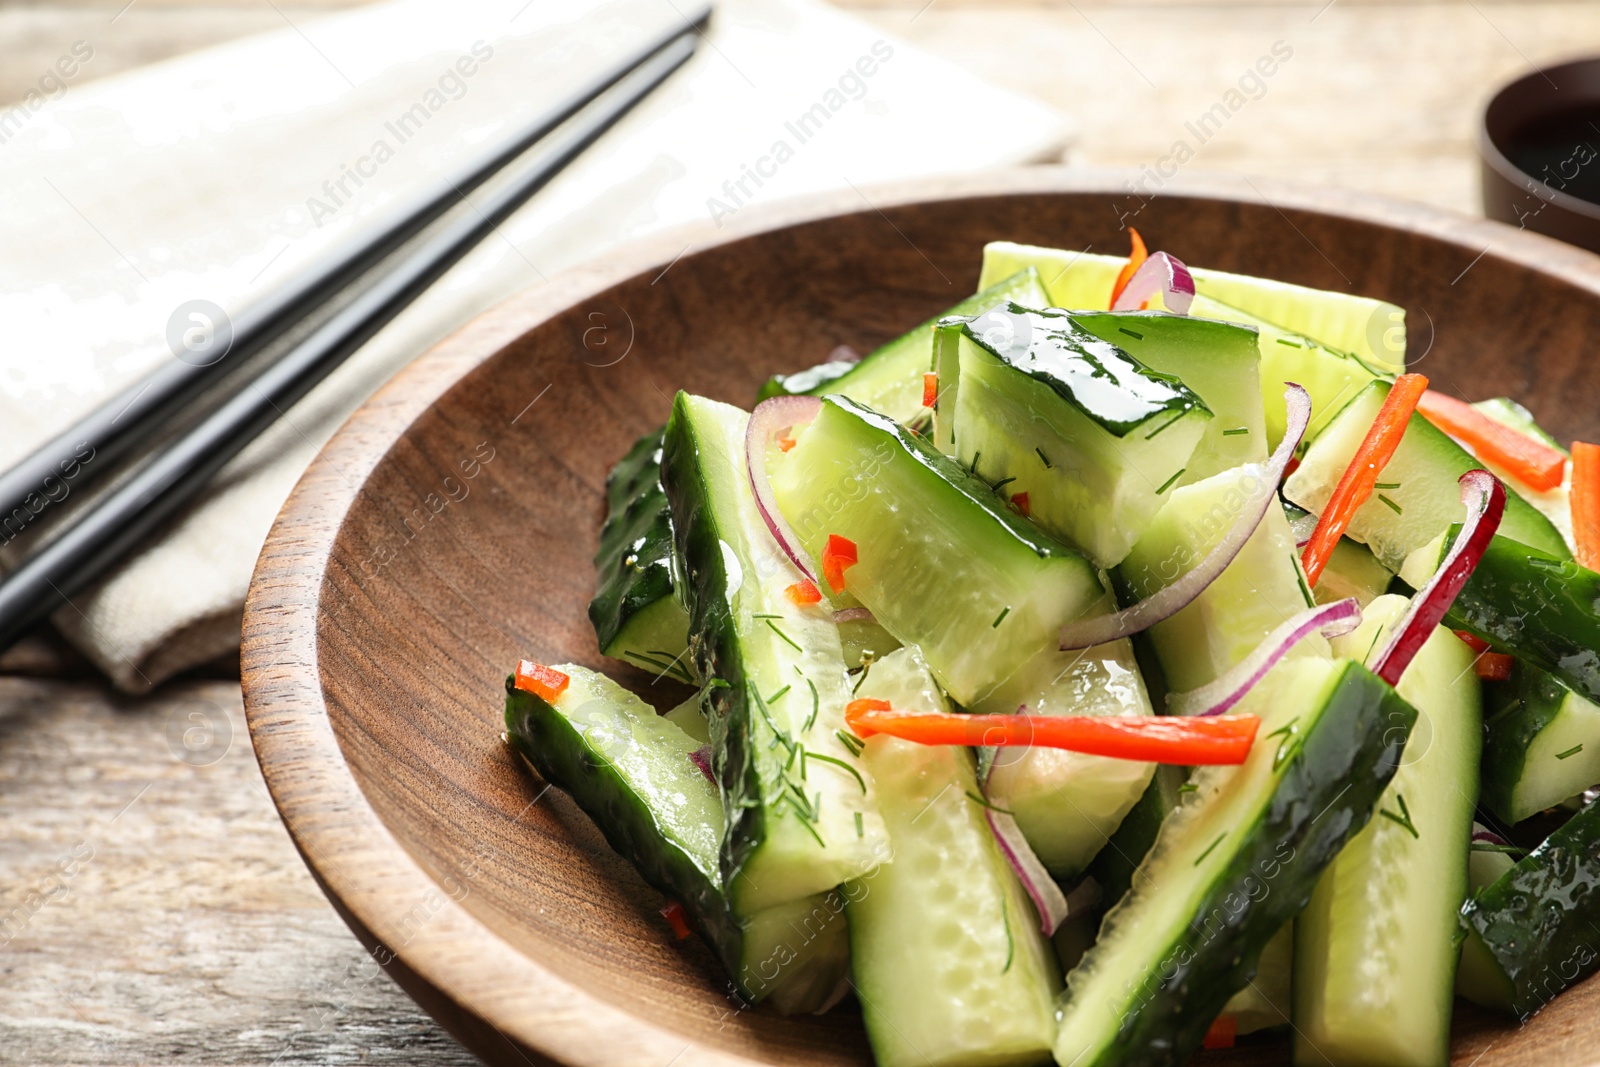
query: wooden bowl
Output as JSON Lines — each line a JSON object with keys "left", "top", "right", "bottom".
{"left": 241, "top": 169, "right": 1600, "bottom": 1067}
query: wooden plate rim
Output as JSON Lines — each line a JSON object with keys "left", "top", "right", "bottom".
{"left": 240, "top": 166, "right": 1600, "bottom": 1067}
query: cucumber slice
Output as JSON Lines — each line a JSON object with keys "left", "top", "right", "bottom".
{"left": 759, "top": 268, "right": 1050, "bottom": 422}
{"left": 1051, "top": 656, "right": 1418, "bottom": 1067}
{"left": 979, "top": 604, "right": 1158, "bottom": 883}
{"left": 589, "top": 429, "right": 694, "bottom": 682}
{"left": 1080, "top": 763, "right": 1291, "bottom": 1036}
{"left": 1472, "top": 396, "right": 1575, "bottom": 552}
{"left": 662, "top": 393, "right": 887, "bottom": 912}
{"left": 663, "top": 692, "right": 709, "bottom": 743}
{"left": 770, "top": 394, "right": 1104, "bottom": 706}
{"left": 846, "top": 647, "right": 1060, "bottom": 1067}
{"left": 1072, "top": 310, "right": 1267, "bottom": 483}
{"left": 977, "top": 593, "right": 1159, "bottom": 879}
{"left": 1483, "top": 664, "right": 1600, "bottom": 824}
{"left": 933, "top": 303, "right": 1211, "bottom": 568}
{"left": 1282, "top": 502, "right": 1394, "bottom": 607}
{"left": 979, "top": 241, "right": 1405, "bottom": 371}
{"left": 1284, "top": 380, "right": 1569, "bottom": 568}
{"left": 1085, "top": 763, "right": 1189, "bottom": 913}
{"left": 1432, "top": 530, "right": 1600, "bottom": 703}
{"left": 1474, "top": 396, "right": 1565, "bottom": 452}
{"left": 1459, "top": 800, "right": 1600, "bottom": 1018}
{"left": 1293, "top": 595, "right": 1481, "bottom": 1067}
{"left": 504, "top": 665, "right": 848, "bottom": 1011}
{"left": 1118, "top": 462, "right": 1318, "bottom": 694}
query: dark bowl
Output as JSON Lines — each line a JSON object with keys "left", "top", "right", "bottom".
{"left": 1481, "top": 56, "right": 1600, "bottom": 251}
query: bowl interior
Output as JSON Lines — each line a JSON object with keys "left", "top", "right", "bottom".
{"left": 293, "top": 180, "right": 1600, "bottom": 1064}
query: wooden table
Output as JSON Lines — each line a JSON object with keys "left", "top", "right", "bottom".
{"left": 5, "top": 1, "right": 1599, "bottom": 1063}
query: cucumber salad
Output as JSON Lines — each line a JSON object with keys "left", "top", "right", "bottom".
{"left": 504, "top": 233, "right": 1600, "bottom": 1067}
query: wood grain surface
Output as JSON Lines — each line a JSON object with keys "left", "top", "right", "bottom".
{"left": 242, "top": 169, "right": 1600, "bottom": 1066}
{"left": 9, "top": 3, "right": 1600, "bottom": 1064}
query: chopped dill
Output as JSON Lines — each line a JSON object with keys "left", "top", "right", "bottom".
{"left": 1557, "top": 744, "right": 1585, "bottom": 760}
{"left": 991, "top": 476, "right": 1017, "bottom": 493}
{"left": 1378, "top": 792, "right": 1419, "bottom": 839}
{"left": 1194, "top": 833, "right": 1226, "bottom": 866}
{"left": 854, "top": 811, "right": 864, "bottom": 838}
{"left": 804, "top": 677, "right": 821, "bottom": 732}
{"left": 766, "top": 684, "right": 791, "bottom": 704}
{"left": 1221, "top": 427, "right": 1250, "bottom": 436}
{"left": 1375, "top": 481, "right": 1400, "bottom": 490}
{"left": 1155, "top": 468, "right": 1186, "bottom": 495}
{"left": 806, "top": 751, "right": 868, "bottom": 794}
{"left": 1035, "top": 446, "right": 1053, "bottom": 469}
{"left": 1378, "top": 494, "right": 1403, "bottom": 515}
{"left": 1001, "top": 894, "right": 1015, "bottom": 973}
{"left": 835, "top": 729, "right": 865, "bottom": 757}
{"left": 992, "top": 606, "right": 1012, "bottom": 628}
{"left": 766, "top": 619, "right": 803, "bottom": 653}
{"left": 965, "top": 790, "right": 1014, "bottom": 815}
{"left": 752, "top": 613, "right": 783, "bottom": 619}
{"left": 1144, "top": 410, "right": 1189, "bottom": 441}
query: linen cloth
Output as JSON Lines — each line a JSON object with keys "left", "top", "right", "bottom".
{"left": 0, "top": 0, "right": 1070, "bottom": 691}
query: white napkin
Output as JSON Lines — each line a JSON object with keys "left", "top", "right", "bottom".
{"left": 0, "top": 0, "right": 1070, "bottom": 692}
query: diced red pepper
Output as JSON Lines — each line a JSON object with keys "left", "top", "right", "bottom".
{"left": 660, "top": 901, "right": 692, "bottom": 940}
{"left": 1301, "top": 373, "right": 1429, "bottom": 587}
{"left": 785, "top": 579, "right": 822, "bottom": 605}
{"left": 1417, "top": 391, "right": 1566, "bottom": 492}
{"left": 1454, "top": 630, "right": 1490, "bottom": 655}
{"left": 514, "top": 660, "right": 570, "bottom": 702}
{"left": 923, "top": 372, "right": 939, "bottom": 408}
{"left": 1475, "top": 652, "right": 1515, "bottom": 681}
{"left": 1202, "top": 1014, "right": 1237, "bottom": 1050}
{"left": 777, "top": 436, "right": 797, "bottom": 453}
{"left": 1573, "top": 442, "right": 1600, "bottom": 571}
{"left": 821, "top": 533, "right": 859, "bottom": 594}
{"left": 845, "top": 702, "right": 1259, "bottom": 765}
{"left": 1011, "top": 491, "right": 1030, "bottom": 518}
{"left": 1109, "top": 227, "right": 1149, "bottom": 307}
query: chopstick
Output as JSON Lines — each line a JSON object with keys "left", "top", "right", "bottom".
{"left": 0, "top": 5, "right": 710, "bottom": 546}
{"left": 0, "top": 23, "right": 703, "bottom": 654}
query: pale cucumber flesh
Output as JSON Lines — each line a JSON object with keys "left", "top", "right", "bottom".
{"left": 978, "top": 598, "right": 1157, "bottom": 878}
{"left": 978, "top": 241, "right": 1405, "bottom": 370}
{"left": 1283, "top": 381, "right": 1568, "bottom": 569}
{"left": 1293, "top": 596, "right": 1480, "bottom": 1067}
{"left": 664, "top": 394, "right": 887, "bottom": 913}
{"left": 847, "top": 648, "right": 1059, "bottom": 1067}
{"left": 1118, "top": 462, "right": 1319, "bottom": 694}
{"left": 771, "top": 395, "right": 1103, "bottom": 706}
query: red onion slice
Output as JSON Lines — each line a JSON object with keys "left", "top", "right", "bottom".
{"left": 1060, "top": 384, "right": 1312, "bottom": 650}
{"left": 1168, "top": 598, "right": 1363, "bottom": 717}
{"left": 984, "top": 807, "right": 1070, "bottom": 935}
{"left": 1371, "top": 469, "right": 1505, "bottom": 686}
{"left": 1112, "top": 251, "right": 1195, "bottom": 314}
{"left": 831, "top": 607, "right": 875, "bottom": 623}
{"left": 746, "top": 395, "right": 824, "bottom": 582}
{"left": 689, "top": 745, "right": 716, "bottom": 784}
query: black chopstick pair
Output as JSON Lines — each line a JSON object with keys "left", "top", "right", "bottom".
{"left": 0, "top": 9, "right": 709, "bottom": 654}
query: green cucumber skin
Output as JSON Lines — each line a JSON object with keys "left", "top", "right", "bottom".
{"left": 756, "top": 268, "right": 1049, "bottom": 420}
{"left": 1441, "top": 530, "right": 1600, "bottom": 703}
{"left": 1085, "top": 764, "right": 1187, "bottom": 914}
{"left": 1481, "top": 667, "right": 1592, "bottom": 824}
{"left": 1078, "top": 664, "right": 1417, "bottom": 1067}
{"left": 947, "top": 302, "right": 1208, "bottom": 438}
{"left": 588, "top": 429, "right": 690, "bottom": 666}
{"left": 1462, "top": 800, "right": 1600, "bottom": 1019}
{"left": 660, "top": 394, "right": 769, "bottom": 894}
{"left": 504, "top": 683, "right": 739, "bottom": 971}
{"left": 1072, "top": 309, "right": 1267, "bottom": 483}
